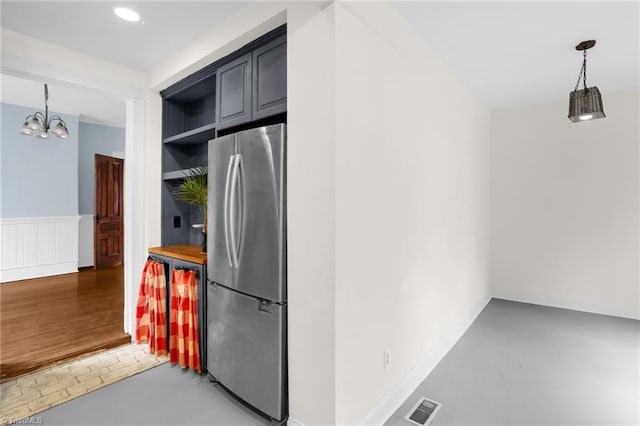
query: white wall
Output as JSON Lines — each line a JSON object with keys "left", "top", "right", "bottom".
{"left": 1, "top": 103, "right": 79, "bottom": 218}
{"left": 146, "top": 3, "right": 338, "bottom": 425}
{"left": 333, "top": 3, "right": 491, "bottom": 424}
{"left": 287, "top": 4, "right": 337, "bottom": 425}
{"left": 491, "top": 89, "right": 640, "bottom": 320}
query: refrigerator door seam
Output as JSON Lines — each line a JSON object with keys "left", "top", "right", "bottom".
{"left": 215, "top": 282, "right": 283, "bottom": 305}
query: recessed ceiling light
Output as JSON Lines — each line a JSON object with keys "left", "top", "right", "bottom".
{"left": 114, "top": 7, "right": 141, "bottom": 23}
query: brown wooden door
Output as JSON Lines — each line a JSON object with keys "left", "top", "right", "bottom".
{"left": 94, "top": 154, "right": 124, "bottom": 268}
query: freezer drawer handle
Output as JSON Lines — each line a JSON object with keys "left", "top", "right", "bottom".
{"left": 258, "top": 299, "right": 272, "bottom": 314}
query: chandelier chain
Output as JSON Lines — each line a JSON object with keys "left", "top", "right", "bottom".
{"left": 574, "top": 50, "right": 588, "bottom": 92}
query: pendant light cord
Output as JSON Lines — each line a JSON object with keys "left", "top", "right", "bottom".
{"left": 574, "top": 50, "right": 588, "bottom": 92}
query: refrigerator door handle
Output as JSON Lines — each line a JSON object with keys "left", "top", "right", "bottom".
{"left": 229, "top": 154, "right": 242, "bottom": 268}
{"left": 223, "top": 154, "right": 235, "bottom": 267}
{"left": 236, "top": 154, "right": 244, "bottom": 265}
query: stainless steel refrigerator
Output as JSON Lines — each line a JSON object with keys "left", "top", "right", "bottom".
{"left": 207, "top": 124, "right": 287, "bottom": 423}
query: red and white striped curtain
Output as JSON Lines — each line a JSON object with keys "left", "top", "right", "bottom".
{"left": 169, "top": 269, "right": 201, "bottom": 372}
{"left": 135, "top": 259, "right": 168, "bottom": 355}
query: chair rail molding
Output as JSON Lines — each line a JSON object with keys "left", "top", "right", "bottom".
{"left": 0, "top": 216, "right": 81, "bottom": 283}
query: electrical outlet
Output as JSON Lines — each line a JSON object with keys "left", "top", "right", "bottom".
{"left": 384, "top": 351, "right": 391, "bottom": 370}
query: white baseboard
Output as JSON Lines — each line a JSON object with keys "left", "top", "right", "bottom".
{"left": 492, "top": 290, "right": 640, "bottom": 321}
{"left": 0, "top": 261, "right": 78, "bottom": 283}
{"left": 287, "top": 417, "right": 305, "bottom": 426}
{"left": 0, "top": 216, "right": 80, "bottom": 283}
{"left": 361, "top": 295, "right": 492, "bottom": 426}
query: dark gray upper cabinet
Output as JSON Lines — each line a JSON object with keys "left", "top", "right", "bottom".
{"left": 252, "top": 35, "right": 287, "bottom": 121}
{"left": 216, "top": 53, "right": 252, "bottom": 130}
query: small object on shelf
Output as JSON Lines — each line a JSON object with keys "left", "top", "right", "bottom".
{"left": 192, "top": 224, "right": 206, "bottom": 254}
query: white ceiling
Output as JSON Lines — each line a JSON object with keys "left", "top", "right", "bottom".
{"left": 0, "top": 1, "right": 248, "bottom": 71}
{"left": 391, "top": 1, "right": 639, "bottom": 109}
{"left": 1, "top": 1, "right": 638, "bottom": 122}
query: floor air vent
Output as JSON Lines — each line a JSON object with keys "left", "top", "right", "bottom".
{"left": 404, "top": 397, "right": 441, "bottom": 426}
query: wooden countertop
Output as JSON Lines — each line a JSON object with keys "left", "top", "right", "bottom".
{"left": 148, "top": 245, "right": 207, "bottom": 265}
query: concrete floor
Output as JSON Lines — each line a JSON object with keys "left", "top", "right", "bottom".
{"left": 35, "top": 364, "right": 270, "bottom": 426}
{"left": 385, "top": 298, "right": 639, "bottom": 426}
{"left": 34, "top": 298, "right": 639, "bottom": 425}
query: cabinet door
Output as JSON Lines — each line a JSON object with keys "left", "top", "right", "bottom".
{"left": 216, "top": 53, "right": 252, "bottom": 130}
{"left": 252, "top": 36, "right": 287, "bottom": 120}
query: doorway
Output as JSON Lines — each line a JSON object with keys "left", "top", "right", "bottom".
{"left": 94, "top": 154, "right": 124, "bottom": 268}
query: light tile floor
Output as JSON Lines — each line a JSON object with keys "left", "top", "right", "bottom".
{"left": 0, "top": 344, "right": 167, "bottom": 425}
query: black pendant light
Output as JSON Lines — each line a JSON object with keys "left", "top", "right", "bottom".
{"left": 19, "top": 84, "right": 70, "bottom": 139}
{"left": 568, "top": 40, "right": 605, "bottom": 123}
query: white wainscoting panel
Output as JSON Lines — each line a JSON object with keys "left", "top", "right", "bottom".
{"left": 0, "top": 216, "right": 81, "bottom": 283}
{"left": 78, "top": 214, "right": 94, "bottom": 268}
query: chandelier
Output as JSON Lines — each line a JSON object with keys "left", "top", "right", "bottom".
{"left": 568, "top": 40, "right": 605, "bottom": 123}
{"left": 19, "top": 84, "right": 70, "bottom": 139}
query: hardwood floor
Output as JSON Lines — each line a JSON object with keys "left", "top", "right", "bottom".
{"left": 0, "top": 266, "right": 130, "bottom": 382}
